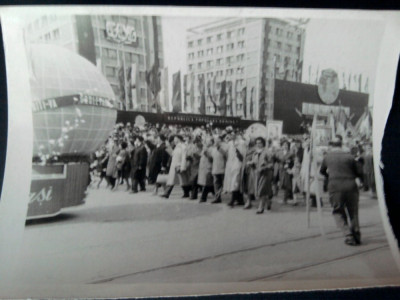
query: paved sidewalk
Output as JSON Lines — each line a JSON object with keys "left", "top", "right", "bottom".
{"left": 13, "top": 185, "right": 398, "bottom": 285}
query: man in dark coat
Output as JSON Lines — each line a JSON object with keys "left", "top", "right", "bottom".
{"left": 148, "top": 134, "right": 170, "bottom": 184}
{"left": 320, "top": 135, "right": 363, "bottom": 246}
{"left": 130, "top": 136, "right": 148, "bottom": 193}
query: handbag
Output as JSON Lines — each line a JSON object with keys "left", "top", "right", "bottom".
{"left": 156, "top": 172, "right": 168, "bottom": 184}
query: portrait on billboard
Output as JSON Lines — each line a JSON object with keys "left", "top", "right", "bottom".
{"left": 266, "top": 120, "right": 283, "bottom": 140}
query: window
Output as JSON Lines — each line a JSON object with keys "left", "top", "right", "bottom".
{"left": 44, "top": 32, "right": 51, "bottom": 41}
{"left": 227, "top": 43, "right": 234, "bottom": 51}
{"left": 188, "top": 41, "right": 194, "bottom": 48}
{"left": 237, "top": 28, "right": 245, "bottom": 35}
{"left": 227, "top": 31, "right": 233, "bottom": 38}
{"left": 276, "top": 28, "right": 283, "bottom": 36}
{"left": 188, "top": 53, "right": 194, "bottom": 60}
{"left": 238, "top": 41, "right": 245, "bottom": 49}
{"left": 277, "top": 42, "right": 282, "bottom": 49}
{"left": 189, "top": 64, "right": 194, "bottom": 71}
{"left": 138, "top": 55, "right": 144, "bottom": 66}
{"left": 226, "top": 56, "right": 234, "bottom": 64}
{"left": 207, "top": 60, "right": 213, "bottom": 67}
{"left": 237, "top": 67, "right": 244, "bottom": 75}
{"left": 198, "top": 62, "right": 203, "bottom": 69}
{"left": 287, "top": 44, "right": 292, "bottom": 52}
{"left": 287, "top": 31, "right": 293, "bottom": 39}
{"left": 217, "top": 33, "right": 223, "bottom": 41}
{"left": 108, "top": 49, "right": 117, "bottom": 59}
{"left": 227, "top": 68, "right": 234, "bottom": 76}
{"left": 297, "top": 34, "right": 302, "bottom": 41}
{"left": 207, "top": 48, "right": 213, "bottom": 56}
{"left": 198, "top": 50, "right": 204, "bottom": 57}
{"left": 197, "top": 39, "right": 202, "bottom": 46}
{"left": 284, "top": 56, "right": 291, "bottom": 65}
{"left": 296, "top": 47, "right": 301, "bottom": 55}
{"left": 53, "top": 29, "right": 60, "bottom": 40}
{"left": 207, "top": 36, "right": 213, "bottom": 43}
{"left": 105, "top": 66, "right": 116, "bottom": 77}
{"left": 207, "top": 72, "right": 214, "bottom": 78}
{"left": 237, "top": 54, "right": 245, "bottom": 62}
{"left": 217, "top": 46, "right": 223, "bottom": 54}
{"left": 216, "top": 58, "right": 223, "bottom": 65}
{"left": 275, "top": 54, "right": 281, "bottom": 62}
{"left": 217, "top": 70, "right": 224, "bottom": 77}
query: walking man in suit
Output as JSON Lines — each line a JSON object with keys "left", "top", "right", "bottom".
{"left": 320, "top": 135, "right": 363, "bottom": 246}
{"left": 130, "top": 135, "right": 148, "bottom": 193}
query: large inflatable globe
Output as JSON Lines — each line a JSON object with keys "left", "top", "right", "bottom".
{"left": 29, "top": 44, "right": 118, "bottom": 158}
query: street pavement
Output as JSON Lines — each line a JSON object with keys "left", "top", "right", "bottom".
{"left": 13, "top": 183, "right": 399, "bottom": 286}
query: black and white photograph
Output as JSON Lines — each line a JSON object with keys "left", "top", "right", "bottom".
{"left": 0, "top": 6, "right": 400, "bottom": 298}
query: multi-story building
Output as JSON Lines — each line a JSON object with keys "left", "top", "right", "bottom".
{"left": 185, "top": 18, "right": 305, "bottom": 120}
{"left": 24, "top": 15, "right": 167, "bottom": 112}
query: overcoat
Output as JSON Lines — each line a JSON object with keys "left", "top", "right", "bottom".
{"left": 225, "top": 140, "right": 246, "bottom": 192}
{"left": 167, "top": 143, "right": 186, "bottom": 186}
{"left": 106, "top": 144, "right": 119, "bottom": 178}
{"left": 251, "top": 148, "right": 274, "bottom": 199}
{"left": 197, "top": 147, "right": 214, "bottom": 187}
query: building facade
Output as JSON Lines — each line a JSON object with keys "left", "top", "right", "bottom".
{"left": 185, "top": 18, "right": 305, "bottom": 121}
{"left": 24, "top": 14, "right": 167, "bottom": 112}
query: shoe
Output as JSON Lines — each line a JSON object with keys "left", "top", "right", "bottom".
{"left": 211, "top": 199, "right": 222, "bottom": 204}
{"left": 190, "top": 197, "right": 197, "bottom": 200}
{"left": 227, "top": 201, "right": 234, "bottom": 207}
{"left": 140, "top": 189, "right": 146, "bottom": 192}
{"left": 236, "top": 201, "right": 245, "bottom": 206}
{"left": 256, "top": 209, "right": 264, "bottom": 214}
{"left": 182, "top": 194, "right": 189, "bottom": 199}
{"left": 267, "top": 203, "right": 272, "bottom": 210}
{"left": 161, "top": 194, "right": 169, "bottom": 199}
{"left": 129, "top": 190, "right": 138, "bottom": 194}
{"left": 345, "top": 236, "right": 360, "bottom": 246}
{"left": 244, "top": 202, "right": 252, "bottom": 209}
{"left": 199, "top": 199, "right": 206, "bottom": 203}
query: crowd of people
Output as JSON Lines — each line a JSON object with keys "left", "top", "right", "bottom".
{"left": 90, "top": 121, "right": 376, "bottom": 218}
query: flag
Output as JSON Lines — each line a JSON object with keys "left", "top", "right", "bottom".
{"left": 336, "top": 107, "right": 347, "bottom": 137}
{"left": 296, "top": 60, "right": 303, "bottom": 82}
{"left": 226, "top": 81, "right": 233, "bottom": 116}
{"left": 118, "top": 64, "right": 126, "bottom": 105}
{"left": 190, "top": 73, "right": 195, "bottom": 113}
{"left": 249, "top": 87, "right": 254, "bottom": 119}
{"left": 329, "top": 111, "right": 336, "bottom": 138}
{"left": 358, "top": 74, "right": 362, "bottom": 92}
{"left": 233, "top": 79, "right": 238, "bottom": 116}
{"left": 146, "top": 63, "right": 162, "bottom": 112}
{"left": 199, "top": 74, "right": 206, "bottom": 115}
{"left": 364, "top": 77, "right": 369, "bottom": 93}
{"left": 172, "top": 71, "right": 182, "bottom": 113}
{"left": 242, "top": 86, "right": 247, "bottom": 118}
{"left": 219, "top": 80, "right": 227, "bottom": 116}
{"left": 283, "top": 57, "right": 290, "bottom": 81}
{"left": 159, "top": 68, "right": 169, "bottom": 111}
{"left": 348, "top": 73, "right": 352, "bottom": 90}
{"left": 315, "top": 65, "right": 319, "bottom": 84}
{"left": 183, "top": 74, "right": 189, "bottom": 111}
{"left": 342, "top": 72, "right": 347, "bottom": 90}
{"left": 207, "top": 77, "right": 217, "bottom": 113}
{"left": 128, "top": 64, "right": 138, "bottom": 109}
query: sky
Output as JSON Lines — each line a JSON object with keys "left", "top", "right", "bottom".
{"left": 162, "top": 16, "right": 385, "bottom": 107}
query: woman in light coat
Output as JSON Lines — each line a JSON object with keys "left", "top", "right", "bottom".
{"left": 197, "top": 137, "right": 215, "bottom": 202}
{"left": 251, "top": 137, "right": 274, "bottom": 214}
{"left": 226, "top": 135, "right": 246, "bottom": 207}
{"left": 162, "top": 135, "right": 187, "bottom": 198}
